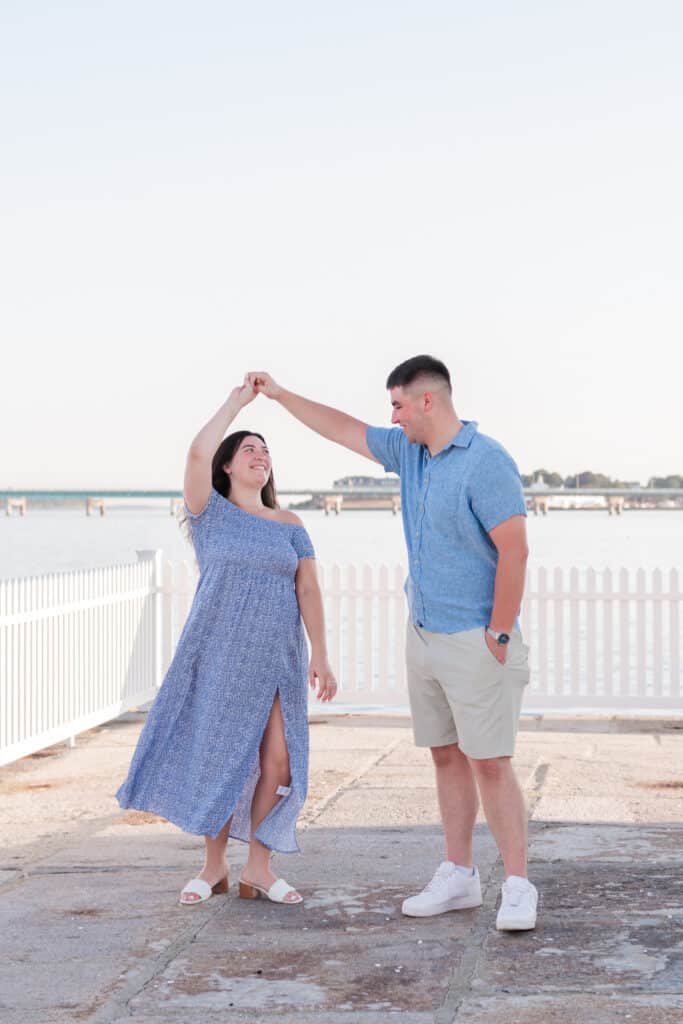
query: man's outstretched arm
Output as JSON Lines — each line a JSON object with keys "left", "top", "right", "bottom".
{"left": 247, "top": 371, "right": 379, "bottom": 463}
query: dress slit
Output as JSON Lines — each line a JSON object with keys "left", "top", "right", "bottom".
{"left": 225, "top": 685, "right": 303, "bottom": 851}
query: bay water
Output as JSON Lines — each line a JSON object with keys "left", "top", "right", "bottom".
{"left": 1, "top": 505, "right": 681, "bottom": 580}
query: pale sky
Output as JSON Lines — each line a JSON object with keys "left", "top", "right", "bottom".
{"left": 2, "top": 2, "right": 682, "bottom": 490}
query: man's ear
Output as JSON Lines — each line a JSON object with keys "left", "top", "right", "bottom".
{"left": 423, "top": 391, "right": 434, "bottom": 412}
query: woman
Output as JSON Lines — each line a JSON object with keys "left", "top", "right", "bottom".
{"left": 116, "top": 378, "right": 337, "bottom": 906}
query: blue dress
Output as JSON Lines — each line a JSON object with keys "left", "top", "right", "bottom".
{"left": 116, "top": 488, "right": 315, "bottom": 853}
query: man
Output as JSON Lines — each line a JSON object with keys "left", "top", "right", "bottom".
{"left": 247, "top": 355, "right": 537, "bottom": 931}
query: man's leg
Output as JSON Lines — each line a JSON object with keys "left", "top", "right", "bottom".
{"left": 469, "top": 754, "right": 538, "bottom": 930}
{"left": 402, "top": 744, "right": 483, "bottom": 916}
{"left": 469, "top": 755, "right": 528, "bottom": 878}
{"left": 402, "top": 626, "right": 484, "bottom": 917}
{"left": 406, "top": 621, "right": 478, "bottom": 866}
{"left": 430, "top": 742, "right": 479, "bottom": 866}
{"left": 425, "top": 630, "right": 536, "bottom": 928}
{"left": 437, "top": 629, "right": 530, "bottom": 879}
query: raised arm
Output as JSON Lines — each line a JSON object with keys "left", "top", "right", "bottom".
{"left": 183, "top": 379, "right": 257, "bottom": 514}
{"left": 247, "top": 372, "right": 379, "bottom": 463}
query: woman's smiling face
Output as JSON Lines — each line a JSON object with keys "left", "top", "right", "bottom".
{"left": 224, "top": 435, "right": 273, "bottom": 487}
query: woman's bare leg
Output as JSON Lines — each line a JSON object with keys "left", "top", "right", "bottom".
{"left": 180, "top": 816, "right": 232, "bottom": 903}
{"left": 242, "top": 694, "right": 299, "bottom": 901}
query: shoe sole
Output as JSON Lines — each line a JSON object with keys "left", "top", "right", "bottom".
{"left": 496, "top": 915, "right": 537, "bottom": 931}
{"left": 402, "top": 895, "right": 483, "bottom": 917}
{"left": 238, "top": 880, "right": 303, "bottom": 904}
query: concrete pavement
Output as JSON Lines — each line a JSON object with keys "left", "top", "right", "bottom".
{"left": 1, "top": 713, "right": 682, "bottom": 1023}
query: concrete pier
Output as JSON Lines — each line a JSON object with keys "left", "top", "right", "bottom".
{"left": 324, "top": 495, "right": 343, "bottom": 515}
{"left": 5, "top": 497, "right": 27, "bottom": 516}
{"left": 324, "top": 495, "right": 401, "bottom": 515}
{"left": 86, "top": 497, "right": 106, "bottom": 516}
{"left": 1, "top": 714, "right": 682, "bottom": 1023}
{"left": 529, "top": 495, "right": 550, "bottom": 516}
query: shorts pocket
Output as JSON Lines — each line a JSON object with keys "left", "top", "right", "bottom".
{"left": 480, "top": 628, "right": 505, "bottom": 668}
{"left": 405, "top": 618, "right": 424, "bottom": 664}
{"left": 508, "top": 633, "right": 530, "bottom": 665}
{"left": 506, "top": 637, "right": 531, "bottom": 686}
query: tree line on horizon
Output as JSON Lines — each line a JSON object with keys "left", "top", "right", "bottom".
{"left": 522, "top": 470, "right": 683, "bottom": 489}
{"left": 337, "top": 470, "right": 683, "bottom": 490}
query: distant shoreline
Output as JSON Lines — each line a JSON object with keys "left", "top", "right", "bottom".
{"left": 0, "top": 499, "right": 682, "bottom": 513}
{"left": 1, "top": 489, "right": 682, "bottom": 513}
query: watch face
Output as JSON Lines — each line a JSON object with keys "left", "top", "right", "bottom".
{"left": 498, "top": 633, "right": 511, "bottom": 645}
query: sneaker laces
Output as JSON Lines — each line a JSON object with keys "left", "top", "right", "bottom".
{"left": 502, "top": 878, "right": 532, "bottom": 907}
{"left": 423, "top": 862, "right": 456, "bottom": 894}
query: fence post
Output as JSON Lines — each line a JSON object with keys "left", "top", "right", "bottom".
{"left": 137, "top": 549, "right": 164, "bottom": 690}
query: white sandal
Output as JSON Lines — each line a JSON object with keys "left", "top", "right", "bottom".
{"left": 238, "top": 876, "right": 302, "bottom": 904}
{"left": 179, "top": 875, "right": 228, "bottom": 905}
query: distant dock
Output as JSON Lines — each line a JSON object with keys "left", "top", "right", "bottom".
{"left": 2, "top": 486, "right": 682, "bottom": 515}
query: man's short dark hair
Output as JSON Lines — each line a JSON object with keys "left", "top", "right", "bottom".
{"left": 385, "top": 355, "right": 452, "bottom": 394}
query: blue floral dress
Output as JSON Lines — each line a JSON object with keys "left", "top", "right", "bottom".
{"left": 116, "top": 488, "right": 315, "bottom": 853}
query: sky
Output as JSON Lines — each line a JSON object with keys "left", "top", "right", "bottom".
{"left": 1, "top": 1, "right": 682, "bottom": 490}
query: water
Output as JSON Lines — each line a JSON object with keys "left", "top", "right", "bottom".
{"left": 1, "top": 505, "right": 682, "bottom": 579}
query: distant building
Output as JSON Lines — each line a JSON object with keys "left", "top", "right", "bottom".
{"left": 333, "top": 475, "right": 399, "bottom": 489}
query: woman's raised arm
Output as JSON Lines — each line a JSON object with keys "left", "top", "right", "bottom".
{"left": 183, "top": 379, "right": 257, "bottom": 514}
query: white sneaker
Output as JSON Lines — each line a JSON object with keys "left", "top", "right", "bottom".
{"left": 496, "top": 875, "right": 538, "bottom": 930}
{"left": 402, "top": 862, "right": 483, "bottom": 917}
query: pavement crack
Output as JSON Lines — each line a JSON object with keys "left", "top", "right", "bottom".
{"left": 433, "top": 866, "right": 503, "bottom": 1024}
{"left": 300, "top": 735, "right": 405, "bottom": 828}
{"left": 525, "top": 759, "right": 551, "bottom": 817}
{"left": 28, "top": 864, "right": 173, "bottom": 875}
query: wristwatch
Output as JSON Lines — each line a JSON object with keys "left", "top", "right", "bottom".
{"left": 486, "top": 627, "right": 510, "bottom": 646}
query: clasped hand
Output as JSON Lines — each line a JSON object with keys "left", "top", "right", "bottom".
{"left": 229, "top": 372, "right": 281, "bottom": 408}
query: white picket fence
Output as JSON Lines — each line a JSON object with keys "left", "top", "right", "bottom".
{"left": 0, "top": 552, "right": 681, "bottom": 766}
{"left": 520, "top": 567, "right": 681, "bottom": 710}
{"left": 0, "top": 552, "right": 163, "bottom": 767}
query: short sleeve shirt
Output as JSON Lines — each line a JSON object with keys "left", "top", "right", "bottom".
{"left": 366, "top": 421, "right": 527, "bottom": 633}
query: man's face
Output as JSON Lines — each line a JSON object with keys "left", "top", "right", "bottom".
{"left": 389, "top": 386, "right": 426, "bottom": 443}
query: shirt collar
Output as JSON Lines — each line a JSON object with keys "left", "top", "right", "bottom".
{"left": 450, "top": 420, "right": 478, "bottom": 448}
{"left": 427, "top": 420, "right": 478, "bottom": 457}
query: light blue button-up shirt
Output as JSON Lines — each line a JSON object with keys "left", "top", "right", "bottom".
{"left": 366, "top": 420, "right": 527, "bottom": 634}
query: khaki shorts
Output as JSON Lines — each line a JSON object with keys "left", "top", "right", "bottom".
{"left": 405, "top": 621, "right": 530, "bottom": 759}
